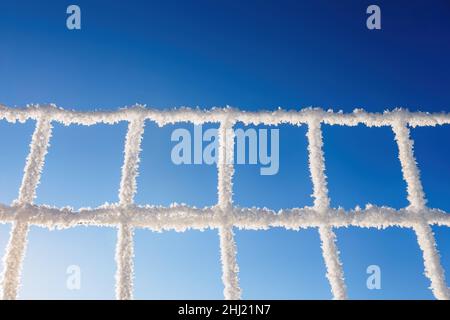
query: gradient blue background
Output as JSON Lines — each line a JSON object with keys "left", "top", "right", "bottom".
{"left": 0, "top": 0, "right": 449, "bottom": 299}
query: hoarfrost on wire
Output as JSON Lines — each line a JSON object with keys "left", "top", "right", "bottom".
{"left": 0, "top": 104, "right": 449, "bottom": 300}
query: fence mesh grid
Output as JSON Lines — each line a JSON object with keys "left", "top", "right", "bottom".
{"left": 0, "top": 104, "right": 449, "bottom": 300}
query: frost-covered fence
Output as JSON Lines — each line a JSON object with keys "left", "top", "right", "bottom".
{"left": 0, "top": 104, "right": 449, "bottom": 300}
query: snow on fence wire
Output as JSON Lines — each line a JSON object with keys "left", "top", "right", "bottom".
{"left": 0, "top": 104, "right": 449, "bottom": 300}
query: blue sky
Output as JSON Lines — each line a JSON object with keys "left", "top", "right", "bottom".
{"left": 0, "top": 0, "right": 449, "bottom": 299}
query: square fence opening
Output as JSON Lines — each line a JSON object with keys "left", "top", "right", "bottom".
{"left": 133, "top": 229, "right": 223, "bottom": 299}
{"left": 235, "top": 228, "right": 330, "bottom": 299}
{"left": 19, "top": 226, "right": 116, "bottom": 299}
{"left": 36, "top": 122, "right": 127, "bottom": 209}
{"left": 336, "top": 227, "right": 434, "bottom": 299}
{"left": 233, "top": 123, "right": 312, "bottom": 210}
{"left": 136, "top": 122, "right": 218, "bottom": 208}
{"left": 0, "top": 120, "right": 36, "bottom": 205}
{"left": 412, "top": 126, "right": 450, "bottom": 212}
{"left": 323, "top": 124, "right": 408, "bottom": 210}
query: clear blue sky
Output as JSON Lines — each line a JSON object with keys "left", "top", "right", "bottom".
{"left": 0, "top": 0, "right": 449, "bottom": 299}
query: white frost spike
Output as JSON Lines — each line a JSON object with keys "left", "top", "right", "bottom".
{"left": 306, "top": 120, "right": 347, "bottom": 300}
{"left": 217, "top": 119, "right": 241, "bottom": 300}
{"left": 115, "top": 117, "right": 145, "bottom": 300}
{"left": 392, "top": 121, "right": 449, "bottom": 300}
{"left": 1, "top": 117, "right": 53, "bottom": 299}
